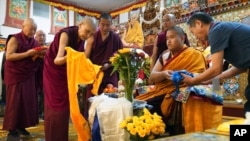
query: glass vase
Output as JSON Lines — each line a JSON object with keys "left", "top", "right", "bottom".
{"left": 123, "top": 77, "right": 136, "bottom": 102}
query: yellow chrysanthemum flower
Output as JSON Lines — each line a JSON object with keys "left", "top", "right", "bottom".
{"left": 143, "top": 108, "right": 151, "bottom": 115}
{"left": 120, "top": 120, "right": 127, "bottom": 129}
{"left": 127, "top": 123, "right": 134, "bottom": 131}
{"left": 120, "top": 107, "right": 165, "bottom": 140}
{"left": 118, "top": 48, "right": 130, "bottom": 54}
{"left": 130, "top": 128, "right": 137, "bottom": 136}
{"left": 138, "top": 129, "right": 146, "bottom": 138}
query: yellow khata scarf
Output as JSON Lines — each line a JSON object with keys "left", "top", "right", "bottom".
{"left": 65, "top": 47, "right": 104, "bottom": 141}
{"left": 124, "top": 20, "right": 144, "bottom": 47}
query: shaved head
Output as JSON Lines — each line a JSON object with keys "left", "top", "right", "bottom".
{"left": 36, "top": 30, "right": 45, "bottom": 35}
{"left": 79, "top": 17, "right": 96, "bottom": 31}
{"left": 162, "top": 13, "right": 176, "bottom": 31}
{"left": 164, "top": 13, "right": 176, "bottom": 22}
{"left": 35, "top": 30, "right": 46, "bottom": 46}
{"left": 78, "top": 17, "right": 97, "bottom": 40}
{"left": 23, "top": 18, "right": 37, "bottom": 27}
{"left": 22, "top": 18, "right": 37, "bottom": 38}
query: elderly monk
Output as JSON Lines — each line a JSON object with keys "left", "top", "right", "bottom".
{"left": 85, "top": 12, "right": 123, "bottom": 95}
{"left": 34, "top": 30, "right": 47, "bottom": 120}
{"left": 3, "top": 18, "right": 40, "bottom": 139}
{"left": 150, "top": 14, "right": 190, "bottom": 71}
{"left": 136, "top": 26, "right": 222, "bottom": 135}
{"left": 35, "top": 30, "right": 46, "bottom": 46}
{"left": 121, "top": 13, "right": 144, "bottom": 48}
{"left": 43, "top": 17, "right": 96, "bottom": 141}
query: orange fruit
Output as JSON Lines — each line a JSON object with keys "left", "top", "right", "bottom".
{"left": 107, "top": 84, "right": 114, "bottom": 88}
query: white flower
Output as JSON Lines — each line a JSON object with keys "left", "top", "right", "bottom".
{"left": 135, "top": 78, "right": 143, "bottom": 85}
{"left": 135, "top": 48, "right": 149, "bottom": 58}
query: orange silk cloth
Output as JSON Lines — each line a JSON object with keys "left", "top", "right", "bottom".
{"left": 124, "top": 20, "right": 144, "bottom": 48}
{"left": 136, "top": 47, "right": 207, "bottom": 101}
{"left": 66, "top": 47, "right": 104, "bottom": 141}
{"left": 136, "top": 47, "right": 222, "bottom": 132}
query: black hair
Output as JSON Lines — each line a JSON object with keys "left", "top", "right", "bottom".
{"left": 167, "top": 26, "right": 185, "bottom": 37}
{"left": 100, "top": 12, "right": 112, "bottom": 21}
{"left": 187, "top": 12, "right": 214, "bottom": 27}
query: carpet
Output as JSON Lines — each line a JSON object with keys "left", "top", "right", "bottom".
{"left": 0, "top": 117, "right": 78, "bottom": 141}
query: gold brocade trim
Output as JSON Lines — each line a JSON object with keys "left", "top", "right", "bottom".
{"left": 34, "top": 0, "right": 100, "bottom": 18}
{"left": 34, "top": 0, "right": 147, "bottom": 18}
{"left": 110, "top": 2, "right": 147, "bottom": 17}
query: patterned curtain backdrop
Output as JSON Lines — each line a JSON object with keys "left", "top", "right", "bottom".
{"left": 50, "top": 6, "right": 69, "bottom": 34}
{"left": 0, "top": 38, "right": 6, "bottom": 51}
{"left": 3, "top": 0, "right": 30, "bottom": 29}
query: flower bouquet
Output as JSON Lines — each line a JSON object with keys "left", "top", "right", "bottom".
{"left": 109, "top": 48, "right": 150, "bottom": 102}
{"left": 120, "top": 108, "right": 166, "bottom": 140}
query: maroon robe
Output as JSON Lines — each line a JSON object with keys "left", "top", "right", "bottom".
{"left": 156, "top": 31, "right": 190, "bottom": 63}
{"left": 89, "top": 30, "right": 123, "bottom": 94}
{"left": 43, "top": 26, "right": 85, "bottom": 141}
{"left": 43, "top": 26, "right": 85, "bottom": 111}
{"left": 3, "top": 31, "right": 39, "bottom": 130}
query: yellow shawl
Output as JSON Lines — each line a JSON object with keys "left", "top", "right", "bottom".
{"left": 124, "top": 20, "right": 144, "bottom": 47}
{"left": 66, "top": 47, "right": 104, "bottom": 141}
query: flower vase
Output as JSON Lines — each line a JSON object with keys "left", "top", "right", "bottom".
{"left": 123, "top": 77, "right": 136, "bottom": 102}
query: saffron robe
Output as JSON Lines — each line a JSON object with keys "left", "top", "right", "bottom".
{"left": 3, "top": 31, "right": 39, "bottom": 130}
{"left": 155, "top": 31, "right": 190, "bottom": 63}
{"left": 66, "top": 47, "right": 104, "bottom": 141}
{"left": 136, "top": 47, "right": 222, "bottom": 133}
{"left": 89, "top": 30, "right": 123, "bottom": 94}
{"left": 124, "top": 20, "right": 144, "bottom": 47}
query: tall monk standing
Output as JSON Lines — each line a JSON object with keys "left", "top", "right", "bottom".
{"left": 85, "top": 12, "right": 123, "bottom": 95}
{"left": 3, "top": 18, "right": 40, "bottom": 139}
{"left": 43, "top": 17, "right": 96, "bottom": 141}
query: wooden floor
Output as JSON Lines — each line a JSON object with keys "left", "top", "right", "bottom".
{"left": 0, "top": 104, "right": 239, "bottom": 141}
{"left": 0, "top": 117, "right": 78, "bottom": 141}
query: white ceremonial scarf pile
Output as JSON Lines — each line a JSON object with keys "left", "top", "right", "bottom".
{"left": 89, "top": 94, "right": 133, "bottom": 141}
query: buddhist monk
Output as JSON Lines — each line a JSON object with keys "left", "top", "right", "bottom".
{"left": 150, "top": 14, "right": 190, "bottom": 71}
{"left": 85, "top": 12, "right": 123, "bottom": 94}
{"left": 34, "top": 30, "right": 47, "bottom": 119}
{"left": 3, "top": 18, "right": 39, "bottom": 139}
{"left": 136, "top": 26, "right": 222, "bottom": 135}
{"left": 43, "top": 17, "right": 96, "bottom": 141}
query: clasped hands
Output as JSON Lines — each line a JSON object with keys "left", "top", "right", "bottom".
{"left": 27, "top": 46, "right": 48, "bottom": 61}
{"left": 163, "top": 70, "right": 198, "bottom": 86}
